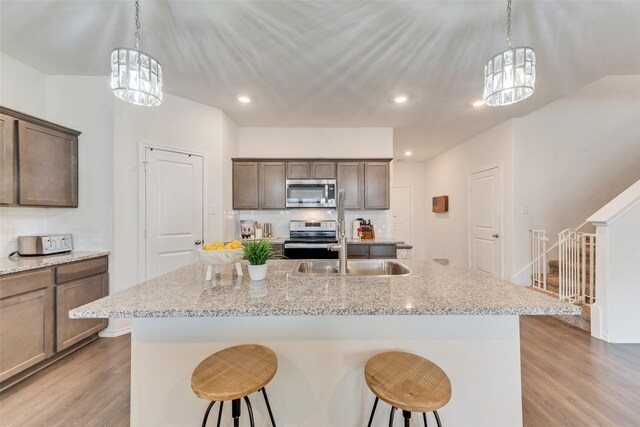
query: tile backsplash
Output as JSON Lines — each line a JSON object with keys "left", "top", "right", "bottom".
{"left": 0, "top": 207, "right": 112, "bottom": 257}
{"left": 225, "top": 209, "right": 392, "bottom": 240}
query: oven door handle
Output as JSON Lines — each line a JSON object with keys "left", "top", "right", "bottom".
{"left": 284, "top": 243, "right": 331, "bottom": 249}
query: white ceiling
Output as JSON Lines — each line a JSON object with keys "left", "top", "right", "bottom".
{"left": 1, "top": 1, "right": 640, "bottom": 160}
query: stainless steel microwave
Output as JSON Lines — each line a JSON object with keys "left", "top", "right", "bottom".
{"left": 286, "top": 179, "right": 336, "bottom": 208}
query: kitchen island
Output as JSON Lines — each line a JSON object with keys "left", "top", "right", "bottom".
{"left": 71, "top": 259, "right": 579, "bottom": 426}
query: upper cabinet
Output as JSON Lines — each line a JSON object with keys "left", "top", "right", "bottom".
{"left": 337, "top": 161, "right": 390, "bottom": 210}
{"left": 234, "top": 158, "right": 390, "bottom": 210}
{"left": 337, "top": 162, "right": 364, "bottom": 209}
{"left": 363, "top": 162, "right": 390, "bottom": 209}
{"left": 0, "top": 107, "right": 80, "bottom": 208}
{"left": 233, "top": 161, "right": 286, "bottom": 210}
{"left": 0, "top": 114, "right": 17, "bottom": 205}
{"left": 286, "top": 161, "right": 336, "bottom": 179}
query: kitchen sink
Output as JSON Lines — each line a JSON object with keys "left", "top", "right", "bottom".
{"left": 291, "top": 260, "right": 411, "bottom": 277}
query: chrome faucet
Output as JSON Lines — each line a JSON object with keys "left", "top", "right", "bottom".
{"left": 328, "top": 188, "right": 348, "bottom": 275}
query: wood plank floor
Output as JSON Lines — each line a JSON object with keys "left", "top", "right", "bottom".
{"left": 521, "top": 316, "right": 640, "bottom": 427}
{"left": 1, "top": 317, "right": 639, "bottom": 426}
{"left": 0, "top": 334, "right": 130, "bottom": 427}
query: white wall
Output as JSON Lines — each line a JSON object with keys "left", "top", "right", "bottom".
{"left": 221, "top": 113, "right": 239, "bottom": 241}
{"left": 0, "top": 52, "right": 47, "bottom": 117}
{"left": 111, "top": 93, "right": 231, "bottom": 334}
{"left": 392, "top": 161, "right": 427, "bottom": 259}
{"left": 238, "top": 127, "right": 393, "bottom": 158}
{"left": 513, "top": 76, "right": 640, "bottom": 282}
{"left": 422, "top": 120, "right": 515, "bottom": 279}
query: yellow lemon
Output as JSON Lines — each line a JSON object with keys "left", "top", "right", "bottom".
{"left": 224, "top": 243, "right": 233, "bottom": 250}
{"left": 230, "top": 240, "right": 242, "bottom": 249}
{"left": 213, "top": 241, "right": 224, "bottom": 248}
{"left": 203, "top": 244, "right": 215, "bottom": 251}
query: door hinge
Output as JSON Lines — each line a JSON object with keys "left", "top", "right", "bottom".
{"left": 142, "top": 161, "right": 148, "bottom": 172}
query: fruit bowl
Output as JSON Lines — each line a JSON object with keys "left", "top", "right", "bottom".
{"left": 197, "top": 248, "right": 245, "bottom": 280}
{"left": 197, "top": 248, "right": 244, "bottom": 265}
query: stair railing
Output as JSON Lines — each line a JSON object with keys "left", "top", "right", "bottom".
{"left": 531, "top": 229, "right": 548, "bottom": 291}
{"left": 517, "top": 220, "right": 589, "bottom": 281}
{"left": 558, "top": 229, "right": 596, "bottom": 304}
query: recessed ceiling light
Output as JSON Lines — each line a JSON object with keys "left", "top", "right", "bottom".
{"left": 472, "top": 100, "right": 485, "bottom": 107}
{"left": 394, "top": 95, "right": 408, "bottom": 104}
{"left": 404, "top": 151, "right": 412, "bottom": 156}
{"left": 238, "top": 95, "right": 251, "bottom": 103}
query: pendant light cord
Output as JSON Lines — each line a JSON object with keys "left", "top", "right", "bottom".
{"left": 506, "top": 0, "right": 512, "bottom": 48}
{"left": 134, "top": 0, "right": 141, "bottom": 51}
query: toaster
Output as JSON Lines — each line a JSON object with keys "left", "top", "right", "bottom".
{"left": 18, "top": 234, "right": 73, "bottom": 256}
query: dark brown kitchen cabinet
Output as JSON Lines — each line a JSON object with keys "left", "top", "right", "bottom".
{"left": 0, "top": 269, "right": 54, "bottom": 382}
{"left": 259, "top": 162, "right": 286, "bottom": 209}
{"left": 234, "top": 161, "right": 286, "bottom": 210}
{"left": 0, "top": 106, "right": 80, "bottom": 208}
{"left": 0, "top": 113, "right": 17, "bottom": 205}
{"left": 55, "top": 273, "right": 108, "bottom": 351}
{"left": 364, "top": 162, "right": 390, "bottom": 209}
{"left": 287, "top": 161, "right": 311, "bottom": 179}
{"left": 233, "top": 161, "right": 260, "bottom": 209}
{"left": 347, "top": 243, "right": 397, "bottom": 259}
{"left": 337, "top": 162, "right": 364, "bottom": 209}
{"left": 287, "top": 161, "right": 336, "bottom": 179}
{"left": 0, "top": 256, "right": 108, "bottom": 389}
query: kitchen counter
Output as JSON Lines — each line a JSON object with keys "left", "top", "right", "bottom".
{"left": 71, "top": 258, "right": 579, "bottom": 426}
{"left": 347, "top": 237, "right": 401, "bottom": 244}
{"left": 0, "top": 251, "right": 110, "bottom": 276}
{"left": 70, "top": 259, "right": 577, "bottom": 318}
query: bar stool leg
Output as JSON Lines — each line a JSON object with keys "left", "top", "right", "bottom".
{"left": 216, "top": 402, "right": 224, "bottom": 427}
{"left": 201, "top": 401, "right": 216, "bottom": 427}
{"left": 423, "top": 412, "right": 428, "bottom": 427}
{"left": 243, "top": 396, "right": 256, "bottom": 427}
{"left": 261, "top": 387, "right": 277, "bottom": 427}
{"left": 367, "top": 397, "right": 379, "bottom": 427}
{"left": 433, "top": 410, "right": 443, "bottom": 427}
{"left": 231, "top": 399, "right": 241, "bottom": 427}
{"left": 402, "top": 410, "right": 411, "bottom": 427}
{"left": 389, "top": 406, "right": 397, "bottom": 427}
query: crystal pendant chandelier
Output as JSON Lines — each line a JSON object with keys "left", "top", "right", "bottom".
{"left": 111, "top": 0, "right": 163, "bottom": 106}
{"left": 483, "top": 0, "right": 535, "bottom": 107}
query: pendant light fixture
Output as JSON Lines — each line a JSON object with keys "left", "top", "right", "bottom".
{"left": 483, "top": 0, "right": 535, "bottom": 107}
{"left": 110, "top": 0, "right": 163, "bottom": 106}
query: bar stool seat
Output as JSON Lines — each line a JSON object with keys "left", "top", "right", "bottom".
{"left": 365, "top": 351, "right": 451, "bottom": 426}
{"left": 192, "top": 344, "right": 277, "bottom": 427}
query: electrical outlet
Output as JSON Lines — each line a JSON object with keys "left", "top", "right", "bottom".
{"left": 521, "top": 205, "right": 529, "bottom": 215}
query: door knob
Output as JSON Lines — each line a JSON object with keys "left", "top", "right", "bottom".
{"left": 195, "top": 240, "right": 202, "bottom": 245}
{"left": 492, "top": 234, "right": 499, "bottom": 238}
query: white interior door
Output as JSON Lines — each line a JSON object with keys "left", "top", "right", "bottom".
{"left": 145, "top": 148, "right": 203, "bottom": 280}
{"left": 469, "top": 167, "right": 502, "bottom": 277}
{"left": 391, "top": 187, "right": 412, "bottom": 244}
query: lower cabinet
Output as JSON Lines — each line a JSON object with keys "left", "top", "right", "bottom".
{"left": 0, "top": 269, "right": 54, "bottom": 382}
{"left": 0, "top": 256, "right": 108, "bottom": 387}
{"left": 347, "top": 243, "right": 397, "bottom": 259}
{"left": 55, "top": 273, "right": 108, "bottom": 352}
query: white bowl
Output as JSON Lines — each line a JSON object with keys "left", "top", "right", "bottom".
{"left": 197, "top": 248, "right": 244, "bottom": 265}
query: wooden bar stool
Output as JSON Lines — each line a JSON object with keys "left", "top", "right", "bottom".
{"left": 365, "top": 351, "right": 451, "bottom": 427}
{"left": 191, "top": 344, "right": 278, "bottom": 427}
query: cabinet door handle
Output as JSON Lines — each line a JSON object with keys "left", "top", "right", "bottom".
{"left": 492, "top": 234, "right": 499, "bottom": 238}
{"left": 195, "top": 240, "right": 202, "bottom": 245}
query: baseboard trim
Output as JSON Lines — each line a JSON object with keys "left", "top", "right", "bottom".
{"left": 99, "top": 326, "right": 131, "bottom": 338}
{"left": 601, "top": 335, "right": 640, "bottom": 344}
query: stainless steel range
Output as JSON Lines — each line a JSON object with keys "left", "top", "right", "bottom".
{"left": 284, "top": 220, "right": 338, "bottom": 259}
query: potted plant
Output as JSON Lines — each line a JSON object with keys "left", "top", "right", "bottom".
{"left": 242, "top": 239, "right": 277, "bottom": 280}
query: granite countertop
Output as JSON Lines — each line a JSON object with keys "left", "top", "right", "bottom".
{"left": 0, "top": 251, "right": 111, "bottom": 276}
{"left": 347, "top": 238, "right": 402, "bottom": 245}
{"left": 70, "top": 259, "right": 579, "bottom": 318}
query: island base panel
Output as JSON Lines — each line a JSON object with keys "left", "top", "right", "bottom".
{"left": 131, "top": 315, "right": 522, "bottom": 427}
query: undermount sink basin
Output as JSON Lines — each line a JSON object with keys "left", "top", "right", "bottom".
{"left": 291, "top": 260, "right": 411, "bottom": 277}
